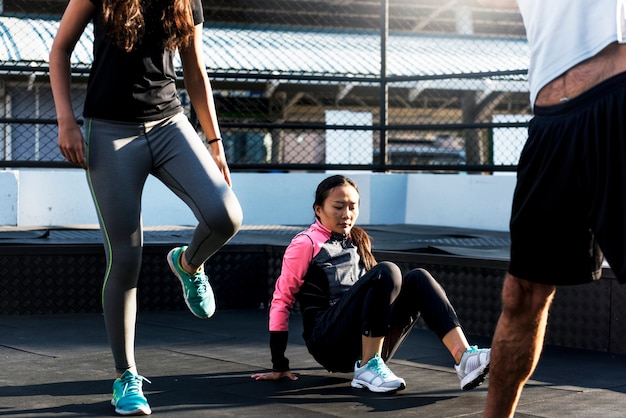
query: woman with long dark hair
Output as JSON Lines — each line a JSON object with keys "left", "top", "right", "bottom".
{"left": 50, "top": 0, "right": 243, "bottom": 414}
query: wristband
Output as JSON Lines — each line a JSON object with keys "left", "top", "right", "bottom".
{"left": 270, "top": 331, "right": 290, "bottom": 372}
{"left": 207, "top": 138, "right": 222, "bottom": 144}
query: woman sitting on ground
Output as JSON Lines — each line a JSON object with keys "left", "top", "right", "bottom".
{"left": 251, "top": 174, "right": 490, "bottom": 393}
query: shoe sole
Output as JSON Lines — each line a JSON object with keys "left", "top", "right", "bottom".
{"left": 167, "top": 249, "right": 214, "bottom": 319}
{"left": 111, "top": 399, "right": 152, "bottom": 416}
{"left": 461, "top": 363, "right": 490, "bottom": 390}
{"left": 351, "top": 379, "right": 406, "bottom": 393}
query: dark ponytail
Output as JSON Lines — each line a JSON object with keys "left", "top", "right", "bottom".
{"left": 350, "top": 226, "right": 377, "bottom": 270}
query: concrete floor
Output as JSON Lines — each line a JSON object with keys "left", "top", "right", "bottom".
{"left": 2, "top": 309, "right": 626, "bottom": 417}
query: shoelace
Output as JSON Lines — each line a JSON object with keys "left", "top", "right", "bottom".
{"left": 177, "top": 251, "right": 208, "bottom": 295}
{"left": 190, "top": 271, "right": 208, "bottom": 295}
{"left": 120, "top": 373, "right": 151, "bottom": 397}
{"left": 465, "top": 345, "right": 478, "bottom": 354}
{"left": 369, "top": 357, "right": 391, "bottom": 378}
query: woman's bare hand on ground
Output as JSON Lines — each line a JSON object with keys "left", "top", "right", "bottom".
{"left": 251, "top": 371, "right": 298, "bottom": 381}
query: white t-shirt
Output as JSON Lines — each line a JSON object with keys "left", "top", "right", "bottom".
{"left": 517, "top": 0, "right": 622, "bottom": 106}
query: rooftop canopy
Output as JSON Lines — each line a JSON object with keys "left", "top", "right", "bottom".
{"left": 0, "top": 15, "right": 528, "bottom": 86}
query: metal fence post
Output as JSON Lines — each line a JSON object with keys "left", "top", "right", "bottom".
{"left": 379, "top": 0, "right": 389, "bottom": 171}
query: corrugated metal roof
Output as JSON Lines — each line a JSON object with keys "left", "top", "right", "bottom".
{"left": 0, "top": 17, "right": 92, "bottom": 63}
{"left": 204, "top": 26, "right": 529, "bottom": 78}
{"left": 0, "top": 16, "right": 528, "bottom": 85}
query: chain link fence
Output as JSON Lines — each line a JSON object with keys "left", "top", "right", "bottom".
{"left": 0, "top": 0, "right": 529, "bottom": 172}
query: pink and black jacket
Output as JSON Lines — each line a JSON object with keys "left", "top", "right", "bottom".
{"left": 268, "top": 220, "right": 366, "bottom": 371}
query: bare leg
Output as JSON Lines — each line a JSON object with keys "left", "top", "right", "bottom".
{"left": 484, "top": 274, "right": 555, "bottom": 418}
{"left": 442, "top": 326, "right": 470, "bottom": 363}
{"left": 362, "top": 335, "right": 385, "bottom": 363}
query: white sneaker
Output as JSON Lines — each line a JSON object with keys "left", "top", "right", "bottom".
{"left": 454, "top": 346, "right": 490, "bottom": 390}
{"left": 351, "top": 354, "right": 406, "bottom": 393}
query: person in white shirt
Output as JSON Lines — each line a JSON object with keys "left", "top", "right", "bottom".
{"left": 479, "top": 1, "right": 626, "bottom": 417}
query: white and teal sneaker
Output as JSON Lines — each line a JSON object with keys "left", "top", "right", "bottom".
{"left": 167, "top": 246, "right": 216, "bottom": 319}
{"left": 455, "top": 346, "right": 490, "bottom": 390}
{"left": 111, "top": 370, "right": 151, "bottom": 416}
{"left": 351, "top": 354, "right": 406, "bottom": 393}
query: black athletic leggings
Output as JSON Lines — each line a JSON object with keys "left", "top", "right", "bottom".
{"left": 305, "top": 262, "right": 461, "bottom": 373}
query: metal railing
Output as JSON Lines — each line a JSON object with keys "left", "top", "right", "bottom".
{"left": 0, "top": 0, "right": 529, "bottom": 172}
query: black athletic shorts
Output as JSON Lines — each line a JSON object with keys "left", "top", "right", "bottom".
{"left": 509, "top": 72, "right": 626, "bottom": 285}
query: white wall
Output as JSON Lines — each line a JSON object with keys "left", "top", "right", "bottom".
{"left": 231, "top": 171, "right": 375, "bottom": 225}
{"left": 6, "top": 169, "right": 516, "bottom": 231}
{"left": 0, "top": 170, "right": 18, "bottom": 225}
{"left": 405, "top": 173, "right": 515, "bottom": 231}
{"left": 369, "top": 173, "right": 407, "bottom": 224}
{"left": 18, "top": 169, "right": 95, "bottom": 226}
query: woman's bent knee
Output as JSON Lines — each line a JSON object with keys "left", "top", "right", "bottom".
{"left": 404, "top": 267, "right": 437, "bottom": 288}
{"left": 376, "top": 261, "right": 401, "bottom": 276}
{"left": 207, "top": 192, "right": 243, "bottom": 239}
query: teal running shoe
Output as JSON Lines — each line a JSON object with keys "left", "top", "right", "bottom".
{"left": 167, "top": 246, "right": 216, "bottom": 318}
{"left": 111, "top": 370, "right": 151, "bottom": 416}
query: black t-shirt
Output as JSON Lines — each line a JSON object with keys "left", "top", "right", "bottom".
{"left": 83, "top": 0, "right": 204, "bottom": 122}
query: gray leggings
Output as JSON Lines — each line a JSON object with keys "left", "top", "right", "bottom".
{"left": 85, "top": 112, "right": 243, "bottom": 373}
